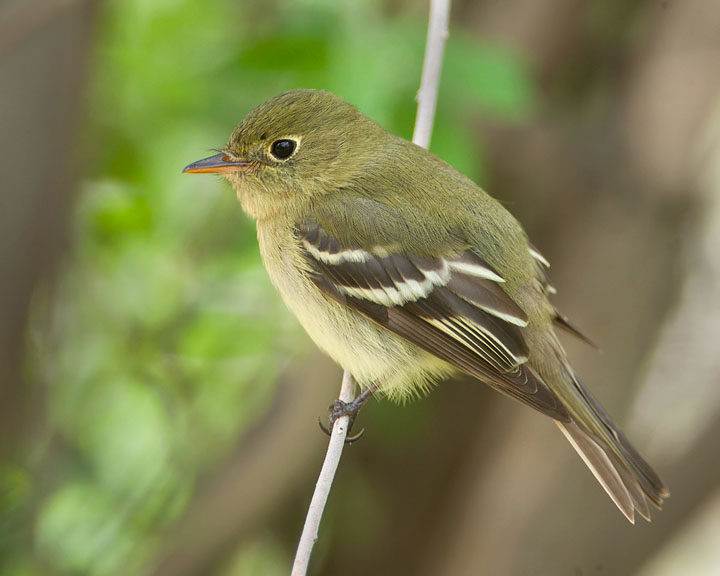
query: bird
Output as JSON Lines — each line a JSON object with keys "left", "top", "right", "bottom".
{"left": 183, "top": 89, "right": 668, "bottom": 523}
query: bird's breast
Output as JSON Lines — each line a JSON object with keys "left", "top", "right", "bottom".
{"left": 254, "top": 221, "right": 450, "bottom": 398}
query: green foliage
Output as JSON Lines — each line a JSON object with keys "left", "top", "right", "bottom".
{"left": 219, "top": 537, "right": 289, "bottom": 576}
{"left": 37, "top": 482, "right": 139, "bottom": 575}
{"left": 16, "top": 1, "right": 536, "bottom": 574}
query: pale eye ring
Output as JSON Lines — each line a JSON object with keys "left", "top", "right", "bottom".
{"left": 270, "top": 139, "right": 297, "bottom": 160}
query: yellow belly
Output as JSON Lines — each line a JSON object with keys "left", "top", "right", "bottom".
{"left": 256, "top": 221, "right": 452, "bottom": 400}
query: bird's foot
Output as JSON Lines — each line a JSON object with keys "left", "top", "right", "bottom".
{"left": 318, "top": 384, "right": 378, "bottom": 444}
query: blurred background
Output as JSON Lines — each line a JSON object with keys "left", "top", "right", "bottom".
{"left": 2, "top": 0, "right": 720, "bottom": 574}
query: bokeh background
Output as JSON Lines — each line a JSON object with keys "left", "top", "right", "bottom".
{"left": 2, "top": 0, "right": 720, "bottom": 574}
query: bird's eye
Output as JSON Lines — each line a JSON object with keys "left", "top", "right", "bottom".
{"left": 270, "top": 139, "right": 296, "bottom": 160}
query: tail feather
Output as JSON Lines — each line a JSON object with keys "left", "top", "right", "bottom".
{"left": 558, "top": 422, "right": 648, "bottom": 523}
{"left": 556, "top": 369, "right": 669, "bottom": 522}
{"left": 571, "top": 372, "right": 669, "bottom": 502}
{"left": 606, "top": 447, "right": 652, "bottom": 521}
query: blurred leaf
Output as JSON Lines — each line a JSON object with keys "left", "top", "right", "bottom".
{"left": 72, "top": 378, "right": 171, "bottom": 494}
{"left": 36, "top": 483, "right": 135, "bottom": 575}
{"left": 180, "top": 312, "right": 271, "bottom": 360}
{"left": 431, "top": 110, "right": 487, "bottom": 182}
{"left": 87, "top": 182, "right": 154, "bottom": 244}
{"left": 220, "top": 537, "right": 288, "bottom": 576}
{"left": 0, "top": 464, "right": 32, "bottom": 569}
{"left": 0, "top": 464, "right": 31, "bottom": 519}
{"left": 443, "top": 35, "right": 536, "bottom": 120}
{"left": 236, "top": 33, "right": 328, "bottom": 73}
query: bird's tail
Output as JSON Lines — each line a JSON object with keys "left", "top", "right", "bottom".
{"left": 556, "top": 371, "right": 669, "bottom": 523}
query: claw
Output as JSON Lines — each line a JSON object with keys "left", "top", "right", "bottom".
{"left": 345, "top": 428, "right": 365, "bottom": 444}
{"left": 318, "top": 416, "right": 331, "bottom": 437}
{"left": 317, "top": 416, "right": 365, "bottom": 444}
{"left": 316, "top": 383, "right": 379, "bottom": 445}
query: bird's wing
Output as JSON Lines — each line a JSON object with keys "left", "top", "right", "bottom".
{"left": 296, "top": 221, "right": 570, "bottom": 421}
{"left": 528, "top": 241, "right": 599, "bottom": 349}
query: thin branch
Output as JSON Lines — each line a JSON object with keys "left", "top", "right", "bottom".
{"left": 291, "top": 2, "right": 451, "bottom": 574}
{"left": 413, "top": 0, "right": 451, "bottom": 149}
{"left": 291, "top": 371, "right": 356, "bottom": 576}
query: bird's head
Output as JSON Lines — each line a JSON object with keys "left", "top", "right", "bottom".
{"left": 183, "top": 90, "right": 381, "bottom": 220}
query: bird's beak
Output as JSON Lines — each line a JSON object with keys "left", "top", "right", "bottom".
{"left": 182, "top": 153, "right": 251, "bottom": 174}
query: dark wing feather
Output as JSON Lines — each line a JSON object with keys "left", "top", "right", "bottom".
{"left": 553, "top": 309, "right": 601, "bottom": 350}
{"left": 298, "top": 222, "right": 570, "bottom": 421}
{"left": 528, "top": 241, "right": 599, "bottom": 349}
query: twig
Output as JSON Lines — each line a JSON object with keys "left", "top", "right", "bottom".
{"left": 290, "top": 2, "right": 451, "bottom": 574}
{"left": 413, "top": 0, "right": 451, "bottom": 149}
{"left": 291, "top": 370, "right": 356, "bottom": 576}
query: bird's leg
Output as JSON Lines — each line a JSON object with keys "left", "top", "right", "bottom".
{"left": 318, "top": 382, "right": 380, "bottom": 444}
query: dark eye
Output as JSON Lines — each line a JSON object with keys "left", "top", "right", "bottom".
{"left": 270, "top": 139, "right": 296, "bottom": 160}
